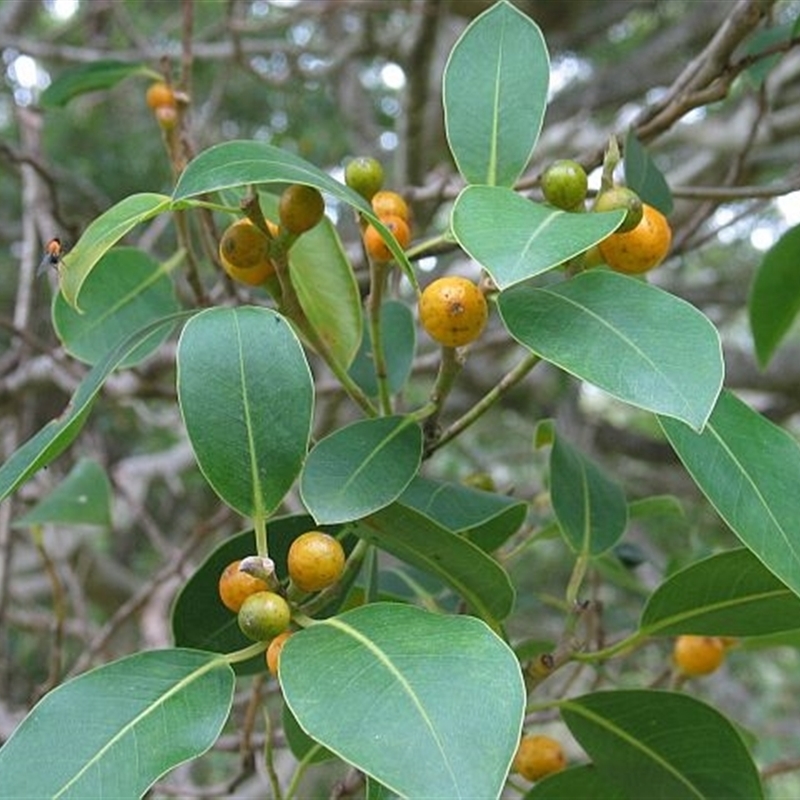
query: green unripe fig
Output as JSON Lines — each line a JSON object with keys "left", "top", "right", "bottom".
{"left": 541, "top": 159, "right": 588, "bottom": 210}
{"left": 594, "top": 186, "right": 644, "bottom": 232}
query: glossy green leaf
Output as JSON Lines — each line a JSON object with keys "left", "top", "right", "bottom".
{"left": 53, "top": 247, "right": 179, "bottom": 367}
{"left": 0, "top": 649, "right": 234, "bottom": 800}
{"left": 399, "top": 476, "right": 526, "bottom": 552}
{"left": 624, "top": 131, "right": 673, "bottom": 215}
{"left": 281, "top": 604, "right": 525, "bottom": 800}
{"left": 349, "top": 301, "right": 416, "bottom": 397}
{"left": 443, "top": 1, "right": 548, "bottom": 186}
{"left": 748, "top": 223, "right": 800, "bottom": 366}
{"left": 13, "top": 458, "right": 112, "bottom": 529}
{"left": 550, "top": 435, "right": 627, "bottom": 556}
{"left": 60, "top": 193, "right": 172, "bottom": 311}
{"left": 560, "top": 690, "right": 763, "bottom": 800}
{"left": 172, "top": 141, "right": 416, "bottom": 287}
{"left": 660, "top": 390, "right": 800, "bottom": 598}
{"left": 452, "top": 185, "right": 624, "bottom": 289}
{"left": 527, "top": 765, "right": 628, "bottom": 799}
{"left": 300, "top": 416, "right": 422, "bottom": 525}
{"left": 355, "top": 502, "right": 515, "bottom": 624}
{"left": 177, "top": 307, "right": 313, "bottom": 519}
{"left": 499, "top": 271, "right": 723, "bottom": 430}
{"left": 40, "top": 60, "right": 154, "bottom": 108}
{"left": 640, "top": 548, "right": 800, "bottom": 636}
{"left": 0, "top": 312, "right": 193, "bottom": 504}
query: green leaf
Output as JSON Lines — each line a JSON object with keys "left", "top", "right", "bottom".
{"left": 0, "top": 649, "right": 234, "bottom": 800}
{"left": 640, "top": 548, "right": 800, "bottom": 637}
{"left": 0, "top": 312, "right": 193, "bottom": 504}
{"left": 527, "top": 765, "right": 629, "bottom": 799}
{"left": 550, "top": 435, "right": 627, "bottom": 556}
{"left": 742, "top": 23, "right": 794, "bottom": 88}
{"left": 40, "top": 60, "right": 154, "bottom": 108}
{"left": 281, "top": 604, "right": 525, "bottom": 800}
{"left": 399, "top": 476, "right": 526, "bottom": 552}
{"left": 748, "top": 223, "right": 800, "bottom": 366}
{"left": 53, "top": 247, "right": 180, "bottom": 367}
{"left": 660, "top": 390, "right": 800, "bottom": 598}
{"left": 560, "top": 690, "right": 763, "bottom": 800}
{"left": 177, "top": 307, "right": 313, "bottom": 519}
{"left": 443, "top": 0, "right": 549, "bottom": 186}
{"left": 13, "top": 458, "right": 112, "bottom": 529}
{"left": 300, "top": 416, "right": 422, "bottom": 525}
{"left": 355, "top": 502, "right": 515, "bottom": 624}
{"left": 499, "top": 271, "right": 723, "bottom": 430}
{"left": 172, "top": 141, "right": 416, "bottom": 288}
{"left": 349, "top": 301, "right": 416, "bottom": 397}
{"left": 451, "top": 185, "right": 624, "bottom": 289}
{"left": 60, "top": 193, "right": 173, "bottom": 311}
{"left": 624, "top": 131, "right": 673, "bottom": 215}
{"left": 282, "top": 703, "right": 335, "bottom": 764}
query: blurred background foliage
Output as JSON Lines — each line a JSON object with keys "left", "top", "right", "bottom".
{"left": 2, "top": 0, "right": 800, "bottom": 796}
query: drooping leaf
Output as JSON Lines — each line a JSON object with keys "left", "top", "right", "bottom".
{"left": 300, "top": 416, "right": 422, "bottom": 525}
{"left": 550, "top": 434, "right": 627, "bottom": 557}
{"left": 624, "top": 131, "right": 673, "bottom": 215}
{"left": 59, "top": 193, "right": 172, "bottom": 311}
{"left": 400, "top": 476, "right": 526, "bottom": 552}
{"left": 0, "top": 650, "right": 234, "bottom": 800}
{"left": 53, "top": 247, "right": 180, "bottom": 367}
{"left": 451, "top": 185, "right": 624, "bottom": 288}
{"left": 748, "top": 223, "right": 800, "bottom": 366}
{"left": 13, "top": 458, "right": 112, "bottom": 529}
{"left": 560, "top": 690, "right": 763, "bottom": 800}
{"left": 177, "top": 307, "right": 313, "bottom": 519}
{"left": 443, "top": 1, "right": 549, "bottom": 186}
{"left": 349, "top": 301, "right": 416, "bottom": 398}
{"left": 281, "top": 604, "right": 525, "bottom": 800}
{"left": 640, "top": 548, "right": 800, "bottom": 637}
{"left": 499, "top": 271, "right": 723, "bottom": 430}
{"left": 172, "top": 141, "right": 416, "bottom": 287}
{"left": 355, "top": 502, "right": 515, "bottom": 624}
{"left": 660, "top": 390, "right": 800, "bottom": 598}
{"left": 0, "top": 312, "right": 193, "bottom": 504}
{"left": 40, "top": 60, "right": 155, "bottom": 108}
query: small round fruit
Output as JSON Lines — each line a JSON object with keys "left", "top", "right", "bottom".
{"left": 238, "top": 591, "right": 291, "bottom": 641}
{"left": 363, "top": 215, "right": 411, "bottom": 262}
{"left": 145, "top": 81, "right": 176, "bottom": 110}
{"left": 218, "top": 559, "right": 269, "bottom": 613}
{"left": 278, "top": 184, "right": 325, "bottom": 235}
{"left": 541, "top": 159, "right": 588, "bottom": 210}
{"left": 419, "top": 276, "right": 488, "bottom": 348}
{"left": 594, "top": 186, "right": 643, "bottom": 232}
{"left": 288, "top": 531, "right": 346, "bottom": 593}
{"left": 513, "top": 735, "right": 567, "bottom": 782}
{"left": 154, "top": 105, "right": 178, "bottom": 131}
{"left": 371, "top": 190, "right": 410, "bottom": 223}
{"left": 598, "top": 202, "right": 672, "bottom": 275}
{"left": 345, "top": 156, "right": 384, "bottom": 201}
{"left": 673, "top": 635, "right": 726, "bottom": 676}
{"left": 266, "top": 630, "right": 293, "bottom": 676}
{"left": 219, "top": 218, "right": 275, "bottom": 286}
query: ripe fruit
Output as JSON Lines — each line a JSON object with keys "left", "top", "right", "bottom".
{"left": 673, "top": 635, "right": 726, "bottom": 676}
{"left": 278, "top": 184, "right": 325, "bottom": 235}
{"left": 371, "top": 190, "right": 410, "bottom": 223}
{"left": 345, "top": 156, "right": 384, "bottom": 201}
{"left": 419, "top": 276, "right": 488, "bottom": 348}
{"left": 145, "top": 81, "right": 176, "bottom": 110}
{"left": 266, "top": 630, "right": 292, "bottom": 676}
{"left": 541, "top": 159, "right": 588, "bottom": 210}
{"left": 218, "top": 559, "right": 269, "bottom": 613}
{"left": 598, "top": 202, "right": 672, "bottom": 275}
{"left": 287, "top": 531, "right": 346, "bottom": 593}
{"left": 238, "top": 591, "right": 291, "bottom": 641}
{"left": 363, "top": 214, "right": 411, "bottom": 262}
{"left": 218, "top": 218, "right": 275, "bottom": 286}
{"left": 594, "top": 185, "right": 643, "bottom": 232}
{"left": 513, "top": 734, "right": 567, "bottom": 782}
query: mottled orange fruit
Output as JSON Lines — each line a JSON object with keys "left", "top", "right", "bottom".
{"left": 419, "top": 276, "right": 488, "bottom": 348}
{"left": 598, "top": 202, "right": 671, "bottom": 274}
